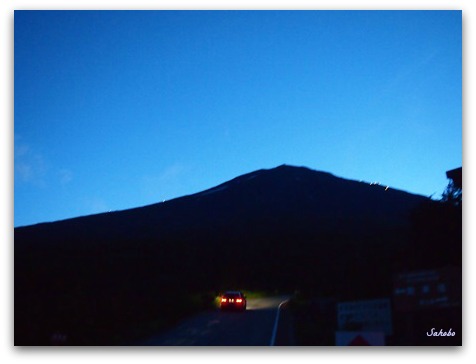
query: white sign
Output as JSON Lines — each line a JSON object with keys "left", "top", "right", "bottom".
{"left": 337, "top": 298, "right": 392, "bottom": 335}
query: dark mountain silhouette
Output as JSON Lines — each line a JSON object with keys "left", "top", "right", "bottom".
{"left": 15, "top": 164, "right": 426, "bottom": 242}
{"left": 15, "top": 164, "right": 448, "bottom": 345}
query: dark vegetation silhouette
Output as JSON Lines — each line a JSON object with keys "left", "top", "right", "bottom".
{"left": 391, "top": 171, "right": 462, "bottom": 346}
{"left": 14, "top": 165, "right": 462, "bottom": 345}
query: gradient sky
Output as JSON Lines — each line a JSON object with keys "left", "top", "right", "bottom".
{"left": 14, "top": 10, "right": 462, "bottom": 227}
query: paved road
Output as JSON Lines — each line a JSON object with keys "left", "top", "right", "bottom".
{"left": 140, "top": 295, "right": 290, "bottom": 346}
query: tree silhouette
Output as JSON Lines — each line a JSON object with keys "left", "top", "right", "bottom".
{"left": 441, "top": 180, "right": 462, "bottom": 207}
{"left": 407, "top": 168, "right": 462, "bottom": 270}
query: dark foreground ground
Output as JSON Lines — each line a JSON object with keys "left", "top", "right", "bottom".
{"left": 136, "top": 294, "right": 461, "bottom": 346}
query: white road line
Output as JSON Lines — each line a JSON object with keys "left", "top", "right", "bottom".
{"left": 269, "top": 298, "right": 289, "bottom": 346}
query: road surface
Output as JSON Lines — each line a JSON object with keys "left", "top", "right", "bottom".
{"left": 140, "top": 295, "right": 292, "bottom": 346}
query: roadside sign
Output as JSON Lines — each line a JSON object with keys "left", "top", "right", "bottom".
{"left": 393, "top": 266, "right": 461, "bottom": 312}
{"left": 337, "top": 298, "right": 392, "bottom": 335}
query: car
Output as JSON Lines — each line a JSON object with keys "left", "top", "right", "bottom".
{"left": 219, "top": 291, "right": 247, "bottom": 311}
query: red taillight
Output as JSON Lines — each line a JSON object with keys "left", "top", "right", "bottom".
{"left": 236, "top": 298, "right": 243, "bottom": 303}
{"left": 221, "top": 298, "right": 227, "bottom": 303}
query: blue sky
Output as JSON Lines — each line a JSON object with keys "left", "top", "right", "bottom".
{"left": 14, "top": 10, "right": 462, "bottom": 227}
